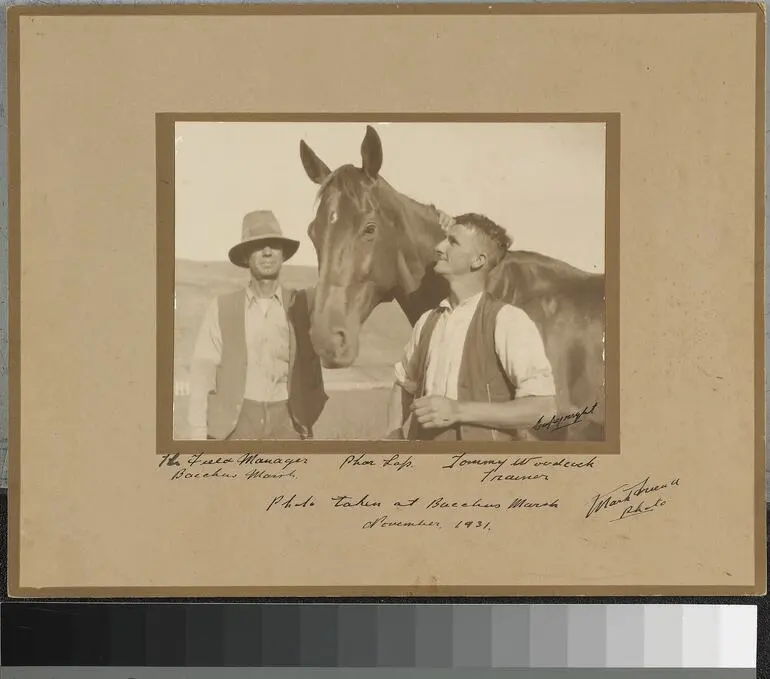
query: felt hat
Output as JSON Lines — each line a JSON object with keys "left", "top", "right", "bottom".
{"left": 228, "top": 210, "right": 300, "bottom": 267}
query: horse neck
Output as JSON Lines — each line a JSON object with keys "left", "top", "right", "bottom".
{"left": 380, "top": 187, "right": 448, "bottom": 324}
{"left": 505, "top": 252, "right": 591, "bottom": 330}
{"left": 395, "top": 267, "right": 449, "bottom": 325}
{"left": 512, "top": 252, "right": 587, "bottom": 288}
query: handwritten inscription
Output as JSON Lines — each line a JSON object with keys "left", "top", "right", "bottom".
{"left": 339, "top": 453, "right": 413, "bottom": 471}
{"left": 171, "top": 467, "right": 239, "bottom": 481}
{"left": 261, "top": 492, "right": 560, "bottom": 532}
{"left": 159, "top": 452, "right": 308, "bottom": 481}
{"left": 454, "top": 520, "right": 492, "bottom": 531}
{"left": 363, "top": 516, "right": 441, "bottom": 529}
{"left": 267, "top": 494, "right": 316, "bottom": 511}
{"left": 533, "top": 402, "right": 599, "bottom": 432}
{"left": 585, "top": 476, "right": 680, "bottom": 522}
{"left": 154, "top": 451, "right": 616, "bottom": 533}
{"left": 426, "top": 497, "right": 502, "bottom": 509}
{"left": 442, "top": 453, "right": 596, "bottom": 484}
{"left": 614, "top": 497, "right": 667, "bottom": 521}
{"left": 245, "top": 469, "right": 297, "bottom": 481}
{"left": 332, "top": 494, "right": 382, "bottom": 508}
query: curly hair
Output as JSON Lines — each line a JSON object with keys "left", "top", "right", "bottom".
{"left": 453, "top": 212, "right": 512, "bottom": 268}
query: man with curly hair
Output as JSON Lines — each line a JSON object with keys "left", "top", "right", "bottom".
{"left": 386, "top": 212, "right": 557, "bottom": 441}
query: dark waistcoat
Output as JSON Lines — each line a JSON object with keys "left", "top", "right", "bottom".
{"left": 207, "top": 287, "right": 327, "bottom": 440}
{"left": 405, "top": 293, "right": 522, "bottom": 441}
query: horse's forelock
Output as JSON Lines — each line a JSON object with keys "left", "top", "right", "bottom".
{"left": 313, "top": 167, "right": 441, "bottom": 266}
{"left": 314, "top": 165, "right": 374, "bottom": 216}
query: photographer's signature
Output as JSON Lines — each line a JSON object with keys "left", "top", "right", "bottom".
{"left": 585, "top": 476, "right": 680, "bottom": 522}
{"left": 533, "top": 402, "right": 598, "bottom": 432}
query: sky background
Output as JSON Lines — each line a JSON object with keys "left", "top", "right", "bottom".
{"left": 175, "top": 121, "right": 607, "bottom": 273}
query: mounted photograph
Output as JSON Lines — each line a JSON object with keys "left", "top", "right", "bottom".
{"left": 10, "top": 4, "right": 762, "bottom": 599}
{"left": 170, "top": 120, "right": 610, "bottom": 444}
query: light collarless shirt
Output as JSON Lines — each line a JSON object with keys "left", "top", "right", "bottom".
{"left": 191, "top": 284, "right": 291, "bottom": 403}
{"left": 394, "top": 292, "right": 556, "bottom": 400}
{"left": 243, "top": 286, "right": 290, "bottom": 401}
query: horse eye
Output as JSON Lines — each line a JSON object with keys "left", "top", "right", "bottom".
{"left": 363, "top": 223, "right": 376, "bottom": 235}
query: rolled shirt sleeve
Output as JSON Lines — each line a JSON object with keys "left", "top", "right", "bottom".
{"left": 494, "top": 304, "right": 556, "bottom": 398}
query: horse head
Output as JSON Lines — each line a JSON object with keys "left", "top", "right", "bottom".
{"left": 299, "top": 125, "right": 444, "bottom": 368}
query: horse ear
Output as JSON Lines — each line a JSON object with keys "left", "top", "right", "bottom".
{"left": 300, "top": 139, "right": 331, "bottom": 185}
{"left": 360, "top": 125, "right": 383, "bottom": 178}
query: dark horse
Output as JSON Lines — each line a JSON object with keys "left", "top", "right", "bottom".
{"left": 299, "top": 125, "right": 605, "bottom": 441}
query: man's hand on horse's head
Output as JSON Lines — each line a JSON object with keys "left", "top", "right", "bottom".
{"left": 436, "top": 208, "right": 455, "bottom": 232}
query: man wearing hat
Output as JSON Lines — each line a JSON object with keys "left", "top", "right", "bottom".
{"left": 186, "top": 210, "right": 328, "bottom": 440}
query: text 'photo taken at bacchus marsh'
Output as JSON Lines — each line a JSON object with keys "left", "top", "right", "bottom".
{"left": 172, "top": 121, "right": 607, "bottom": 444}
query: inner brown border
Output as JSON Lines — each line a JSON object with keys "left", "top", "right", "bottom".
{"left": 7, "top": 2, "right": 765, "bottom": 598}
{"left": 157, "top": 112, "right": 620, "bottom": 456}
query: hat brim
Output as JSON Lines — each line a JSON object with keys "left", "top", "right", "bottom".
{"left": 228, "top": 237, "right": 300, "bottom": 268}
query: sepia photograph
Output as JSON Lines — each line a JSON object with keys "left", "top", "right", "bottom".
{"left": 172, "top": 120, "right": 608, "bottom": 443}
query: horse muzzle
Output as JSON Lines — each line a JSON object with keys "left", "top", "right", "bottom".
{"left": 310, "top": 321, "right": 360, "bottom": 369}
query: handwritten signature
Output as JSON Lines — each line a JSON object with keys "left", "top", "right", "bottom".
{"left": 585, "top": 476, "right": 680, "bottom": 522}
{"left": 533, "top": 402, "right": 599, "bottom": 432}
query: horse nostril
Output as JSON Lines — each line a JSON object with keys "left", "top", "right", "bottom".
{"left": 332, "top": 329, "right": 347, "bottom": 351}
